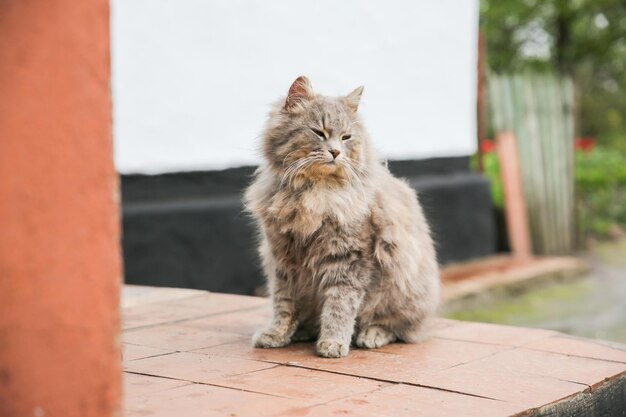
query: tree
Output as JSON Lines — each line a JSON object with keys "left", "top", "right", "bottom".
{"left": 481, "top": 0, "right": 626, "bottom": 145}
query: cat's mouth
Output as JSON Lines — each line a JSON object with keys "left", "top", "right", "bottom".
{"left": 279, "top": 156, "right": 348, "bottom": 188}
{"left": 324, "top": 154, "right": 345, "bottom": 165}
{"left": 301, "top": 158, "right": 348, "bottom": 182}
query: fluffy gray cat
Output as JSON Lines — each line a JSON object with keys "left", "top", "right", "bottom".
{"left": 245, "top": 76, "right": 440, "bottom": 358}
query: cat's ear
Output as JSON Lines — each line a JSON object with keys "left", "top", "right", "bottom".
{"left": 345, "top": 86, "right": 364, "bottom": 112}
{"left": 285, "top": 76, "right": 313, "bottom": 112}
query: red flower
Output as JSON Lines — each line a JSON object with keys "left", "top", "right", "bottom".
{"left": 481, "top": 139, "right": 495, "bottom": 154}
{"left": 575, "top": 137, "right": 596, "bottom": 152}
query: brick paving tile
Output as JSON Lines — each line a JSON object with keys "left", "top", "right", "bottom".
{"left": 124, "top": 373, "right": 191, "bottom": 398}
{"left": 123, "top": 343, "right": 175, "bottom": 362}
{"left": 181, "top": 306, "right": 273, "bottom": 337}
{"left": 124, "top": 351, "right": 275, "bottom": 383}
{"left": 122, "top": 285, "right": 206, "bottom": 308}
{"left": 523, "top": 335, "right": 626, "bottom": 363}
{"left": 275, "top": 384, "right": 528, "bottom": 417}
{"left": 407, "top": 356, "right": 588, "bottom": 407}
{"left": 125, "top": 383, "right": 303, "bottom": 417}
{"left": 122, "top": 302, "right": 206, "bottom": 330}
{"left": 196, "top": 337, "right": 508, "bottom": 381}
{"left": 123, "top": 292, "right": 269, "bottom": 331}
{"left": 121, "top": 289, "right": 626, "bottom": 416}
{"left": 430, "top": 320, "right": 557, "bottom": 346}
{"left": 422, "top": 317, "right": 460, "bottom": 332}
{"left": 165, "top": 292, "right": 270, "bottom": 312}
{"left": 124, "top": 325, "right": 247, "bottom": 352}
{"left": 210, "top": 366, "right": 388, "bottom": 404}
{"left": 477, "top": 347, "right": 626, "bottom": 386}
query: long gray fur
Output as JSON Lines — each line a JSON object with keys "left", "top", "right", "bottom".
{"left": 244, "top": 76, "right": 440, "bottom": 358}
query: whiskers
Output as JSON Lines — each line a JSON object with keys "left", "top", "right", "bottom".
{"left": 336, "top": 157, "right": 369, "bottom": 202}
{"left": 279, "top": 154, "right": 325, "bottom": 189}
{"left": 279, "top": 152, "right": 371, "bottom": 205}
{"left": 338, "top": 157, "right": 367, "bottom": 183}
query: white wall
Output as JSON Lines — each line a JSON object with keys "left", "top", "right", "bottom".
{"left": 112, "top": 0, "right": 478, "bottom": 174}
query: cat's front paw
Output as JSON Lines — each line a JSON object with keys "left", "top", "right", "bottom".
{"left": 316, "top": 339, "right": 349, "bottom": 358}
{"left": 355, "top": 325, "right": 396, "bottom": 349}
{"left": 253, "top": 328, "right": 291, "bottom": 348}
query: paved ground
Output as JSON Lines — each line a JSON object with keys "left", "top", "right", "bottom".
{"left": 122, "top": 286, "right": 626, "bottom": 417}
{"left": 444, "top": 239, "right": 626, "bottom": 343}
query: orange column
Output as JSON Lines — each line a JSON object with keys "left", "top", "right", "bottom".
{"left": 497, "top": 132, "right": 533, "bottom": 259}
{"left": 0, "top": 1, "right": 122, "bottom": 417}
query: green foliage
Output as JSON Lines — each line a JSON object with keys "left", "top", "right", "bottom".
{"left": 478, "top": 146, "right": 626, "bottom": 238}
{"left": 481, "top": 0, "right": 626, "bottom": 143}
{"left": 479, "top": 1, "right": 626, "bottom": 239}
{"left": 474, "top": 153, "right": 504, "bottom": 208}
{"left": 600, "top": 133, "right": 626, "bottom": 155}
{"left": 576, "top": 147, "right": 626, "bottom": 237}
{"left": 575, "top": 147, "right": 626, "bottom": 188}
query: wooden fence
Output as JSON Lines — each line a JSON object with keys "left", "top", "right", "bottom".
{"left": 489, "top": 73, "right": 576, "bottom": 255}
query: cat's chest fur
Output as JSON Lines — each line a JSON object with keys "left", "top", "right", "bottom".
{"left": 266, "top": 185, "right": 372, "bottom": 238}
{"left": 262, "top": 185, "right": 375, "bottom": 277}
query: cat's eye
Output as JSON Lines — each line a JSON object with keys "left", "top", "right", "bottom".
{"left": 341, "top": 134, "right": 352, "bottom": 141}
{"left": 311, "top": 128, "right": 326, "bottom": 139}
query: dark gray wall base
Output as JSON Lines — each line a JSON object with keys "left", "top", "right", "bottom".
{"left": 409, "top": 173, "right": 497, "bottom": 263}
{"left": 121, "top": 157, "right": 497, "bottom": 294}
{"left": 123, "top": 197, "right": 261, "bottom": 294}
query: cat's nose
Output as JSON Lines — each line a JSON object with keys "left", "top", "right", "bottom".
{"left": 329, "top": 148, "right": 341, "bottom": 159}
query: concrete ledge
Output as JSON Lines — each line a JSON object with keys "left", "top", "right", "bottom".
{"left": 122, "top": 286, "right": 626, "bottom": 417}
{"left": 441, "top": 255, "right": 588, "bottom": 302}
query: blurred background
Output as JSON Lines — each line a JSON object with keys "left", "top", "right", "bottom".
{"left": 111, "top": 1, "right": 626, "bottom": 343}
{"left": 479, "top": 0, "right": 626, "bottom": 245}
{"left": 114, "top": 0, "right": 490, "bottom": 290}
{"left": 4, "top": 1, "right": 625, "bottom": 415}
